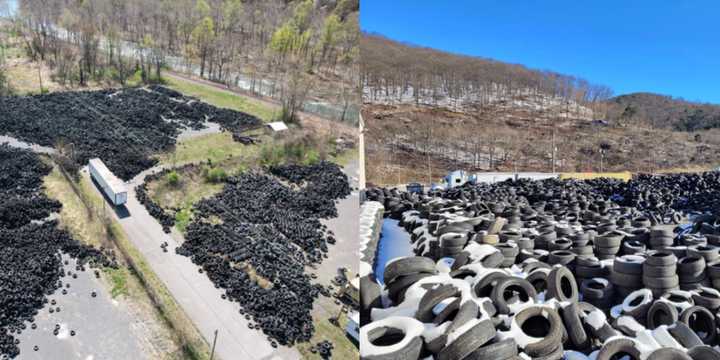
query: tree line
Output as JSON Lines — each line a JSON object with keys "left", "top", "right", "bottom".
{"left": 8, "top": 0, "right": 359, "bottom": 122}
{"left": 361, "top": 33, "right": 613, "bottom": 114}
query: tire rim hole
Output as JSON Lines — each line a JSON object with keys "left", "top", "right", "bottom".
{"left": 560, "top": 276, "right": 574, "bottom": 298}
{"left": 369, "top": 327, "right": 406, "bottom": 347}
{"left": 521, "top": 315, "right": 551, "bottom": 337}
{"left": 629, "top": 296, "right": 644, "bottom": 307}
{"left": 653, "top": 310, "right": 673, "bottom": 326}
{"left": 609, "top": 351, "right": 638, "bottom": 360}
{"left": 531, "top": 279, "right": 547, "bottom": 293}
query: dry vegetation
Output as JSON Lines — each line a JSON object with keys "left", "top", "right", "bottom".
{"left": 362, "top": 34, "right": 720, "bottom": 186}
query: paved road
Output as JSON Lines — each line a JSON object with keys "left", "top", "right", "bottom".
{"left": 15, "top": 256, "right": 147, "bottom": 360}
{"left": 84, "top": 167, "right": 299, "bottom": 360}
{"left": 0, "top": 135, "right": 55, "bottom": 154}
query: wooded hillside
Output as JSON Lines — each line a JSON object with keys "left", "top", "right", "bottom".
{"left": 606, "top": 93, "right": 720, "bottom": 131}
{"left": 3, "top": 0, "right": 359, "bottom": 122}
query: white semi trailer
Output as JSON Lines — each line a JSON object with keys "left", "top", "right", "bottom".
{"left": 88, "top": 158, "right": 128, "bottom": 206}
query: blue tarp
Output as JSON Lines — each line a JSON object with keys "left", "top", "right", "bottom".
{"left": 373, "top": 219, "right": 413, "bottom": 285}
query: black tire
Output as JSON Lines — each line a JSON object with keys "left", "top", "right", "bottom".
{"left": 433, "top": 297, "right": 461, "bottom": 325}
{"left": 688, "top": 245, "right": 720, "bottom": 263}
{"left": 576, "top": 264, "right": 607, "bottom": 279}
{"left": 387, "top": 273, "right": 432, "bottom": 303}
{"left": 643, "top": 275, "right": 679, "bottom": 288}
{"left": 680, "top": 306, "right": 717, "bottom": 345}
{"left": 440, "top": 233, "right": 468, "bottom": 247}
{"left": 645, "top": 251, "right": 678, "bottom": 267}
{"left": 613, "top": 255, "right": 646, "bottom": 275}
{"left": 360, "top": 275, "right": 381, "bottom": 324}
{"left": 437, "top": 320, "right": 496, "bottom": 360}
{"left": 465, "top": 339, "right": 518, "bottom": 360}
{"left": 526, "top": 269, "right": 549, "bottom": 293}
{"left": 596, "top": 338, "right": 641, "bottom": 360}
{"left": 522, "top": 261, "right": 551, "bottom": 273}
{"left": 546, "top": 266, "right": 578, "bottom": 302}
{"left": 496, "top": 243, "right": 520, "bottom": 257}
{"left": 581, "top": 278, "right": 613, "bottom": 300}
{"left": 446, "top": 301, "right": 479, "bottom": 334}
{"left": 688, "top": 345, "right": 720, "bottom": 360}
{"left": 474, "top": 271, "right": 509, "bottom": 298}
{"left": 560, "top": 302, "right": 589, "bottom": 350}
{"left": 596, "top": 232, "right": 623, "bottom": 247}
{"left": 482, "top": 251, "right": 505, "bottom": 268}
{"left": 491, "top": 277, "right": 537, "bottom": 314}
{"left": 383, "top": 257, "right": 436, "bottom": 284}
{"left": 513, "top": 306, "right": 563, "bottom": 357}
{"left": 647, "top": 301, "right": 679, "bottom": 329}
{"left": 548, "top": 250, "right": 576, "bottom": 266}
{"left": 610, "top": 271, "right": 643, "bottom": 288}
{"left": 450, "top": 252, "right": 470, "bottom": 271}
{"left": 643, "top": 263, "right": 677, "bottom": 277}
{"left": 678, "top": 256, "right": 706, "bottom": 276}
{"left": 692, "top": 287, "right": 720, "bottom": 311}
{"left": 668, "top": 321, "right": 703, "bottom": 349}
{"left": 415, "top": 284, "right": 460, "bottom": 322}
{"left": 648, "top": 348, "right": 692, "bottom": 360}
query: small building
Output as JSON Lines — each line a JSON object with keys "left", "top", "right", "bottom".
{"left": 445, "top": 170, "right": 468, "bottom": 188}
{"left": 266, "top": 121, "right": 289, "bottom": 133}
{"left": 88, "top": 158, "right": 128, "bottom": 206}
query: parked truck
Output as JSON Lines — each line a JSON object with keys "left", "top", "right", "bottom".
{"left": 88, "top": 158, "right": 128, "bottom": 206}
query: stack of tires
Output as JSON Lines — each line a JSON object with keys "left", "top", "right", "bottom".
{"left": 643, "top": 251, "right": 680, "bottom": 297}
{"left": 495, "top": 242, "right": 519, "bottom": 267}
{"left": 610, "top": 255, "right": 645, "bottom": 299}
{"left": 649, "top": 226, "right": 674, "bottom": 249}
{"left": 594, "top": 231, "right": 623, "bottom": 260}
{"left": 439, "top": 233, "right": 468, "bottom": 258}
{"left": 677, "top": 255, "right": 708, "bottom": 290}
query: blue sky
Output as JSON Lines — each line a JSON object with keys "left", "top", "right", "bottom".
{"left": 361, "top": 0, "right": 720, "bottom": 104}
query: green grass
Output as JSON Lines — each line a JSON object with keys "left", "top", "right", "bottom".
{"left": 330, "top": 147, "right": 358, "bottom": 167}
{"left": 174, "top": 208, "right": 193, "bottom": 233}
{"left": 165, "top": 75, "right": 277, "bottom": 122}
{"left": 158, "top": 132, "right": 262, "bottom": 167}
{"left": 297, "top": 314, "right": 358, "bottom": 360}
{"left": 104, "top": 267, "right": 130, "bottom": 298}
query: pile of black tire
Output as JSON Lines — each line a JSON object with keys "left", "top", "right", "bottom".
{"left": 360, "top": 178, "right": 720, "bottom": 360}
{"left": 0, "top": 86, "right": 261, "bottom": 180}
{"left": 176, "top": 162, "right": 350, "bottom": 346}
{"left": 0, "top": 145, "right": 112, "bottom": 359}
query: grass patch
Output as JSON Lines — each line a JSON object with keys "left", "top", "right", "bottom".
{"left": 174, "top": 208, "right": 193, "bottom": 233}
{"left": 330, "top": 147, "right": 358, "bottom": 168}
{"left": 296, "top": 313, "right": 358, "bottom": 360}
{"left": 158, "top": 132, "right": 262, "bottom": 167}
{"left": 104, "top": 267, "right": 130, "bottom": 298}
{"left": 165, "top": 75, "right": 277, "bottom": 122}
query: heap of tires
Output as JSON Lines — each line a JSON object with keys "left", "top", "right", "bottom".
{"left": 0, "top": 145, "right": 113, "bottom": 359}
{"left": 0, "top": 86, "right": 262, "bottom": 180}
{"left": 361, "top": 178, "right": 720, "bottom": 360}
{"left": 176, "top": 162, "right": 350, "bottom": 346}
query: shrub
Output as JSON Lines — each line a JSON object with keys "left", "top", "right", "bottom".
{"left": 205, "top": 167, "right": 227, "bottom": 183}
{"left": 166, "top": 170, "right": 180, "bottom": 186}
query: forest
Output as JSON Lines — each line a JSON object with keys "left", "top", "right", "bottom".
{"left": 0, "top": 0, "right": 359, "bottom": 122}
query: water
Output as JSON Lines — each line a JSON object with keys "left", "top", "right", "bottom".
{"left": 373, "top": 219, "right": 413, "bottom": 285}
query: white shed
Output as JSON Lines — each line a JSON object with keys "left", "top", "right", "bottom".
{"left": 266, "top": 121, "right": 289, "bottom": 132}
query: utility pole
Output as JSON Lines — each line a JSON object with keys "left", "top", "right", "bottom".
{"left": 551, "top": 129, "right": 556, "bottom": 173}
{"left": 209, "top": 329, "right": 218, "bottom": 360}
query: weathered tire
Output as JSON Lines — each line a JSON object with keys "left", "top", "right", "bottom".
{"left": 596, "top": 338, "right": 641, "bottom": 360}
{"left": 560, "top": 302, "right": 589, "bottom": 350}
{"left": 648, "top": 301, "right": 679, "bottom": 329}
{"left": 512, "top": 306, "right": 563, "bottom": 357}
{"left": 668, "top": 321, "right": 703, "bottom": 349}
{"left": 361, "top": 275, "right": 382, "bottom": 324}
{"left": 437, "top": 320, "right": 496, "bottom": 360}
{"left": 692, "top": 287, "right": 720, "bottom": 311}
{"left": 647, "top": 348, "right": 692, "bottom": 360}
{"left": 688, "top": 345, "right": 720, "bottom": 360}
{"left": 680, "top": 306, "right": 717, "bottom": 345}
{"left": 474, "top": 271, "right": 509, "bottom": 298}
{"left": 613, "top": 255, "right": 646, "bottom": 275}
{"left": 643, "top": 275, "right": 679, "bottom": 288}
{"left": 446, "top": 301, "right": 479, "bottom": 334}
{"left": 465, "top": 339, "right": 518, "bottom": 360}
{"left": 387, "top": 273, "right": 432, "bottom": 303}
{"left": 360, "top": 317, "right": 424, "bottom": 360}
{"left": 546, "top": 266, "right": 578, "bottom": 302}
{"left": 415, "top": 284, "right": 460, "bottom": 322}
{"left": 491, "top": 277, "right": 537, "bottom": 314}
{"left": 645, "top": 251, "right": 677, "bottom": 267}
{"left": 383, "top": 257, "right": 436, "bottom": 284}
